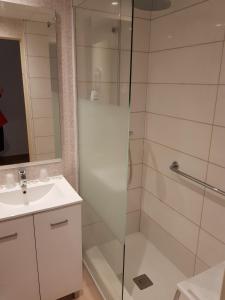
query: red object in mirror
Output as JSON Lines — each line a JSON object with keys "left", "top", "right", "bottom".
{"left": 0, "top": 88, "right": 4, "bottom": 98}
{"left": 0, "top": 111, "right": 7, "bottom": 126}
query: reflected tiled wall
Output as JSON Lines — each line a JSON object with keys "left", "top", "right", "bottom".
{"left": 25, "top": 21, "right": 59, "bottom": 161}
{"left": 141, "top": 0, "right": 225, "bottom": 277}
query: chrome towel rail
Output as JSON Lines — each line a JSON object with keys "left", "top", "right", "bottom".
{"left": 170, "top": 161, "right": 225, "bottom": 197}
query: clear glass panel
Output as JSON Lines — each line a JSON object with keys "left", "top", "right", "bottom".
{"left": 74, "top": 1, "right": 133, "bottom": 299}
{"left": 123, "top": 0, "right": 225, "bottom": 300}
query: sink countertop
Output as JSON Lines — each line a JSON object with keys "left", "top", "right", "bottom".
{"left": 0, "top": 175, "right": 82, "bottom": 222}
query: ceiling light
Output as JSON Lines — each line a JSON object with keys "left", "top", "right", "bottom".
{"left": 112, "top": 1, "right": 119, "bottom": 6}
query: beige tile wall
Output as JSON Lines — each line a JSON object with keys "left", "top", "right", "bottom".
{"left": 141, "top": 0, "right": 225, "bottom": 276}
{"left": 0, "top": 0, "right": 77, "bottom": 187}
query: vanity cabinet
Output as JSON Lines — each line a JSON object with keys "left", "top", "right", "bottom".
{"left": 0, "top": 216, "right": 40, "bottom": 300}
{"left": 0, "top": 204, "right": 82, "bottom": 300}
{"left": 34, "top": 205, "right": 82, "bottom": 300}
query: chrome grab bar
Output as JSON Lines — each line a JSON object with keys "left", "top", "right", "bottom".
{"left": 170, "top": 161, "right": 225, "bottom": 197}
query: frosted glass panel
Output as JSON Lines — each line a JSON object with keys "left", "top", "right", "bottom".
{"left": 74, "top": 0, "right": 133, "bottom": 298}
{"left": 79, "top": 100, "right": 129, "bottom": 241}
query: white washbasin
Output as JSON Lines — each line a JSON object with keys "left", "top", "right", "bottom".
{"left": 0, "top": 175, "right": 82, "bottom": 221}
{"left": 0, "top": 183, "right": 56, "bottom": 206}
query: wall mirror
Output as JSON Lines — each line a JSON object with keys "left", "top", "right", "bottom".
{"left": 0, "top": 1, "right": 61, "bottom": 166}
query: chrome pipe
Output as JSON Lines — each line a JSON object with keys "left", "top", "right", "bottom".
{"left": 170, "top": 161, "right": 225, "bottom": 197}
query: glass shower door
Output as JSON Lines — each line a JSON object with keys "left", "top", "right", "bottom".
{"left": 73, "top": 1, "right": 133, "bottom": 299}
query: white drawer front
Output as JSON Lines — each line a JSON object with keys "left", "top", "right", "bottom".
{"left": 0, "top": 216, "right": 40, "bottom": 300}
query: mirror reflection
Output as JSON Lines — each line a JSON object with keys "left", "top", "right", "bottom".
{"left": 0, "top": 2, "right": 61, "bottom": 166}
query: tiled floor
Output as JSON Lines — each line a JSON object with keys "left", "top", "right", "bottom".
{"left": 76, "top": 266, "right": 103, "bottom": 300}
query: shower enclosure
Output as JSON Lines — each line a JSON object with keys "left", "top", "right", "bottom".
{"left": 74, "top": 1, "right": 133, "bottom": 299}
{"left": 74, "top": 0, "right": 225, "bottom": 299}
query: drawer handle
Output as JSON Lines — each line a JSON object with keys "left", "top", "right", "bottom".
{"left": 0, "top": 233, "right": 18, "bottom": 242}
{"left": 50, "top": 219, "right": 68, "bottom": 229}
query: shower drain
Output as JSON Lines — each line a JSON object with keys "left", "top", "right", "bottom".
{"left": 133, "top": 274, "right": 153, "bottom": 290}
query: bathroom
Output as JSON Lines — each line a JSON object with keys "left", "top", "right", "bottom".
{"left": 0, "top": 0, "right": 225, "bottom": 299}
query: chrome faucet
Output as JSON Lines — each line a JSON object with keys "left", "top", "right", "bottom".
{"left": 18, "top": 169, "right": 27, "bottom": 194}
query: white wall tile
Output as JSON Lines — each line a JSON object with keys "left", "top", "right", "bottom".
{"left": 120, "top": 18, "right": 132, "bottom": 50}
{"left": 143, "top": 140, "right": 208, "bottom": 182}
{"left": 35, "top": 153, "right": 55, "bottom": 161}
{"left": 131, "top": 83, "right": 147, "bottom": 112}
{"left": 198, "top": 230, "right": 225, "bottom": 266}
{"left": 133, "top": 18, "right": 150, "bottom": 52}
{"left": 202, "top": 196, "right": 225, "bottom": 244}
{"left": 194, "top": 258, "right": 209, "bottom": 275}
{"left": 142, "top": 189, "right": 199, "bottom": 253}
{"left": 128, "top": 164, "right": 142, "bottom": 189}
{"left": 120, "top": 0, "right": 133, "bottom": 17}
{"left": 132, "top": 52, "right": 149, "bottom": 83}
{"left": 121, "top": 51, "right": 149, "bottom": 83}
{"left": 126, "top": 211, "right": 140, "bottom": 234}
{"left": 75, "top": 8, "right": 119, "bottom": 49}
{"left": 32, "top": 99, "right": 53, "bottom": 118}
{"left": 141, "top": 212, "right": 196, "bottom": 276}
{"left": 146, "top": 113, "right": 212, "bottom": 160}
{"left": 35, "top": 136, "right": 55, "bottom": 154}
{"left": 120, "top": 50, "right": 131, "bottom": 84}
{"left": 33, "top": 118, "right": 54, "bottom": 137}
{"left": 30, "top": 78, "right": 52, "bottom": 98}
{"left": 77, "top": 46, "right": 119, "bottom": 82}
{"left": 25, "top": 21, "right": 50, "bottom": 35}
{"left": 26, "top": 34, "right": 49, "bottom": 57}
{"left": 150, "top": 0, "right": 225, "bottom": 51}
{"left": 149, "top": 42, "right": 223, "bottom": 84}
{"left": 209, "top": 126, "right": 225, "bottom": 167}
{"left": 142, "top": 166, "right": 204, "bottom": 224}
{"left": 207, "top": 163, "right": 225, "bottom": 191}
{"left": 214, "top": 86, "right": 225, "bottom": 127}
{"left": 129, "top": 139, "right": 143, "bottom": 164}
{"left": 147, "top": 84, "right": 217, "bottom": 124}
{"left": 28, "top": 57, "right": 50, "bottom": 77}
{"left": 130, "top": 112, "right": 145, "bottom": 139}
{"left": 127, "top": 188, "right": 142, "bottom": 213}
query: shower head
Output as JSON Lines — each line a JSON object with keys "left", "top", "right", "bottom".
{"left": 134, "top": 0, "right": 171, "bottom": 11}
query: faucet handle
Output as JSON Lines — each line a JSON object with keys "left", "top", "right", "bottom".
{"left": 18, "top": 169, "right": 26, "bottom": 179}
